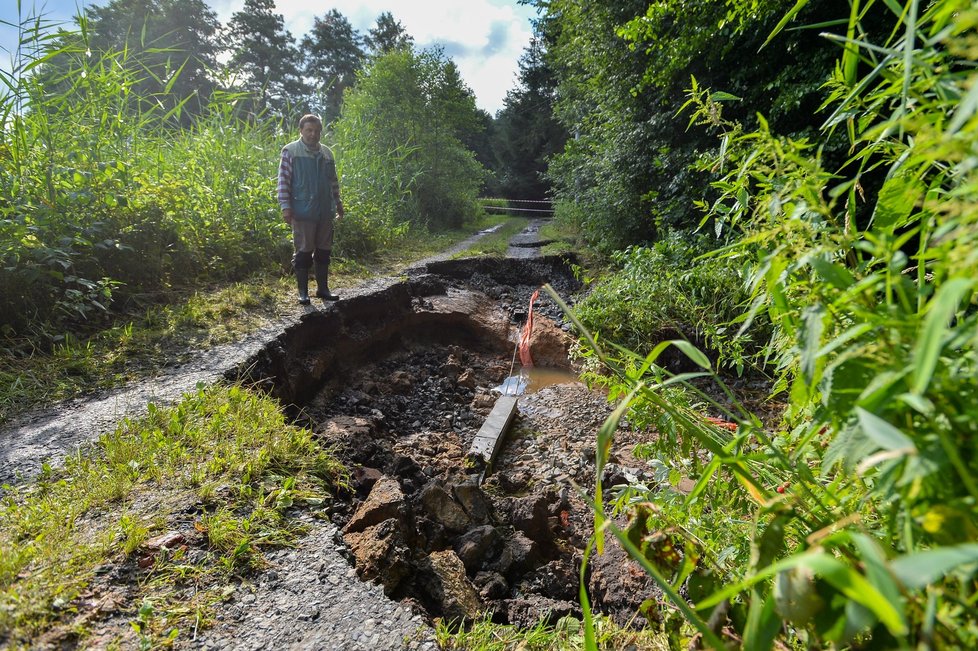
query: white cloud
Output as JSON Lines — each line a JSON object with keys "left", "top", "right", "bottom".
{"left": 213, "top": 0, "right": 534, "bottom": 114}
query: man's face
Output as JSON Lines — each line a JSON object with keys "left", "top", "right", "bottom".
{"left": 300, "top": 121, "right": 322, "bottom": 147}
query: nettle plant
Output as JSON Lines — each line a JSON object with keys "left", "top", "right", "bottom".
{"left": 571, "top": 1, "right": 978, "bottom": 649}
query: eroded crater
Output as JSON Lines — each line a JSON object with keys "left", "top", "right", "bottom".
{"left": 233, "top": 255, "right": 658, "bottom": 627}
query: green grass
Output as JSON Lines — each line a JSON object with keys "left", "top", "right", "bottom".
{"left": 0, "top": 274, "right": 290, "bottom": 426}
{"left": 434, "top": 613, "right": 668, "bottom": 650}
{"left": 0, "top": 383, "right": 348, "bottom": 648}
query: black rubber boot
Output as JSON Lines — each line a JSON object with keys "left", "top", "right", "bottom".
{"left": 296, "top": 267, "right": 311, "bottom": 305}
{"left": 315, "top": 259, "right": 339, "bottom": 301}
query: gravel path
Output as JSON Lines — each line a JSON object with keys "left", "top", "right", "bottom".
{"left": 187, "top": 519, "right": 438, "bottom": 651}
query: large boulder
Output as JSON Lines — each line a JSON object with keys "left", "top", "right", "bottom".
{"left": 454, "top": 525, "right": 504, "bottom": 572}
{"left": 524, "top": 315, "right": 575, "bottom": 368}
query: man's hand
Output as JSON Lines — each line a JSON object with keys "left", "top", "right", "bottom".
{"left": 282, "top": 208, "right": 293, "bottom": 225}
{"left": 336, "top": 202, "right": 344, "bottom": 220}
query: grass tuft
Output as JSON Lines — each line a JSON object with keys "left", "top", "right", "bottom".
{"left": 0, "top": 383, "right": 348, "bottom": 647}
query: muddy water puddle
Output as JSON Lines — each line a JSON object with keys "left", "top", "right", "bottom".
{"left": 235, "top": 256, "right": 656, "bottom": 628}
{"left": 494, "top": 366, "right": 581, "bottom": 396}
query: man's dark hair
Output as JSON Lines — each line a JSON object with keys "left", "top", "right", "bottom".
{"left": 299, "top": 114, "right": 322, "bottom": 129}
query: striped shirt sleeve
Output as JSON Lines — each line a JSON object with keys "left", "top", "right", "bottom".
{"left": 277, "top": 148, "right": 292, "bottom": 210}
{"left": 329, "top": 160, "right": 341, "bottom": 208}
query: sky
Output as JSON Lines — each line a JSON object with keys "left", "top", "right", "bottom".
{"left": 0, "top": 0, "right": 538, "bottom": 114}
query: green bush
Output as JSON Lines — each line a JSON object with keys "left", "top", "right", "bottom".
{"left": 574, "top": 231, "right": 765, "bottom": 374}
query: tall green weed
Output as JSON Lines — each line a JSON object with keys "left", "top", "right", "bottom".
{"left": 571, "top": 1, "right": 978, "bottom": 648}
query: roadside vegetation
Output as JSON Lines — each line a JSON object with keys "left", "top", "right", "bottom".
{"left": 0, "top": 383, "right": 348, "bottom": 648}
{"left": 533, "top": 0, "right": 978, "bottom": 648}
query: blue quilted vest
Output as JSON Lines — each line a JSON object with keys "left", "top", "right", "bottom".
{"left": 283, "top": 140, "right": 337, "bottom": 222}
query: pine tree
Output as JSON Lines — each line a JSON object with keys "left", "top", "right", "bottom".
{"left": 225, "top": 0, "right": 305, "bottom": 117}
{"left": 364, "top": 12, "right": 414, "bottom": 56}
{"left": 300, "top": 9, "right": 365, "bottom": 125}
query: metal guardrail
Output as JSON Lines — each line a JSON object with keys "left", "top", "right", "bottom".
{"left": 478, "top": 198, "right": 554, "bottom": 216}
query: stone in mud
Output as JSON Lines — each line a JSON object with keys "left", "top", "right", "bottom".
{"left": 520, "top": 559, "right": 580, "bottom": 603}
{"left": 471, "top": 392, "right": 496, "bottom": 409}
{"left": 524, "top": 315, "right": 576, "bottom": 369}
{"left": 389, "top": 370, "right": 414, "bottom": 394}
{"left": 342, "top": 518, "right": 412, "bottom": 595}
{"left": 492, "top": 468, "right": 532, "bottom": 493}
{"left": 317, "top": 415, "right": 374, "bottom": 443}
{"left": 457, "top": 369, "right": 477, "bottom": 389}
{"left": 419, "top": 550, "right": 484, "bottom": 622}
{"left": 473, "top": 570, "right": 510, "bottom": 600}
{"left": 503, "top": 594, "right": 578, "bottom": 628}
{"left": 343, "top": 476, "right": 407, "bottom": 534}
{"left": 351, "top": 466, "right": 384, "bottom": 497}
{"left": 420, "top": 482, "right": 470, "bottom": 532}
{"left": 452, "top": 483, "right": 494, "bottom": 523}
{"left": 454, "top": 525, "right": 503, "bottom": 572}
{"left": 491, "top": 531, "right": 541, "bottom": 579}
{"left": 509, "top": 494, "right": 552, "bottom": 546}
{"left": 440, "top": 355, "right": 462, "bottom": 380}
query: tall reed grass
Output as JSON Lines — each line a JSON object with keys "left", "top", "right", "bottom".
{"left": 0, "top": 12, "right": 477, "bottom": 348}
{"left": 0, "top": 12, "right": 290, "bottom": 344}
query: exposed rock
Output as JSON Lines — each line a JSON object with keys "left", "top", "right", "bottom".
{"left": 342, "top": 518, "right": 412, "bottom": 595}
{"left": 420, "top": 482, "right": 470, "bottom": 532}
{"left": 419, "top": 550, "right": 484, "bottom": 622}
{"left": 504, "top": 594, "right": 578, "bottom": 628}
{"left": 343, "top": 476, "right": 407, "bottom": 534}
{"left": 520, "top": 559, "right": 580, "bottom": 603}
{"left": 457, "top": 369, "right": 477, "bottom": 389}
{"left": 352, "top": 466, "right": 384, "bottom": 497}
{"left": 452, "top": 483, "right": 494, "bottom": 523}
{"left": 389, "top": 370, "right": 414, "bottom": 394}
{"left": 473, "top": 571, "right": 510, "bottom": 600}
{"left": 317, "top": 415, "right": 374, "bottom": 443}
{"left": 471, "top": 392, "right": 496, "bottom": 409}
{"left": 440, "top": 355, "right": 462, "bottom": 380}
{"left": 525, "top": 316, "right": 575, "bottom": 369}
{"left": 454, "top": 525, "right": 503, "bottom": 572}
{"left": 492, "top": 531, "right": 542, "bottom": 579}
{"left": 510, "top": 494, "right": 552, "bottom": 546}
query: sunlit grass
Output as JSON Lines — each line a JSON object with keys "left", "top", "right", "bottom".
{"left": 0, "top": 273, "right": 291, "bottom": 425}
{"left": 434, "top": 613, "right": 669, "bottom": 650}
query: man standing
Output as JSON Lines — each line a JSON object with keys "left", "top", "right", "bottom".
{"left": 278, "top": 114, "right": 344, "bottom": 304}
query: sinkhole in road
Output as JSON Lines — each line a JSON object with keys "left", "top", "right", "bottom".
{"left": 232, "top": 255, "right": 656, "bottom": 628}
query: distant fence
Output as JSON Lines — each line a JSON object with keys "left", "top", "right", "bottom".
{"left": 478, "top": 198, "right": 554, "bottom": 218}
